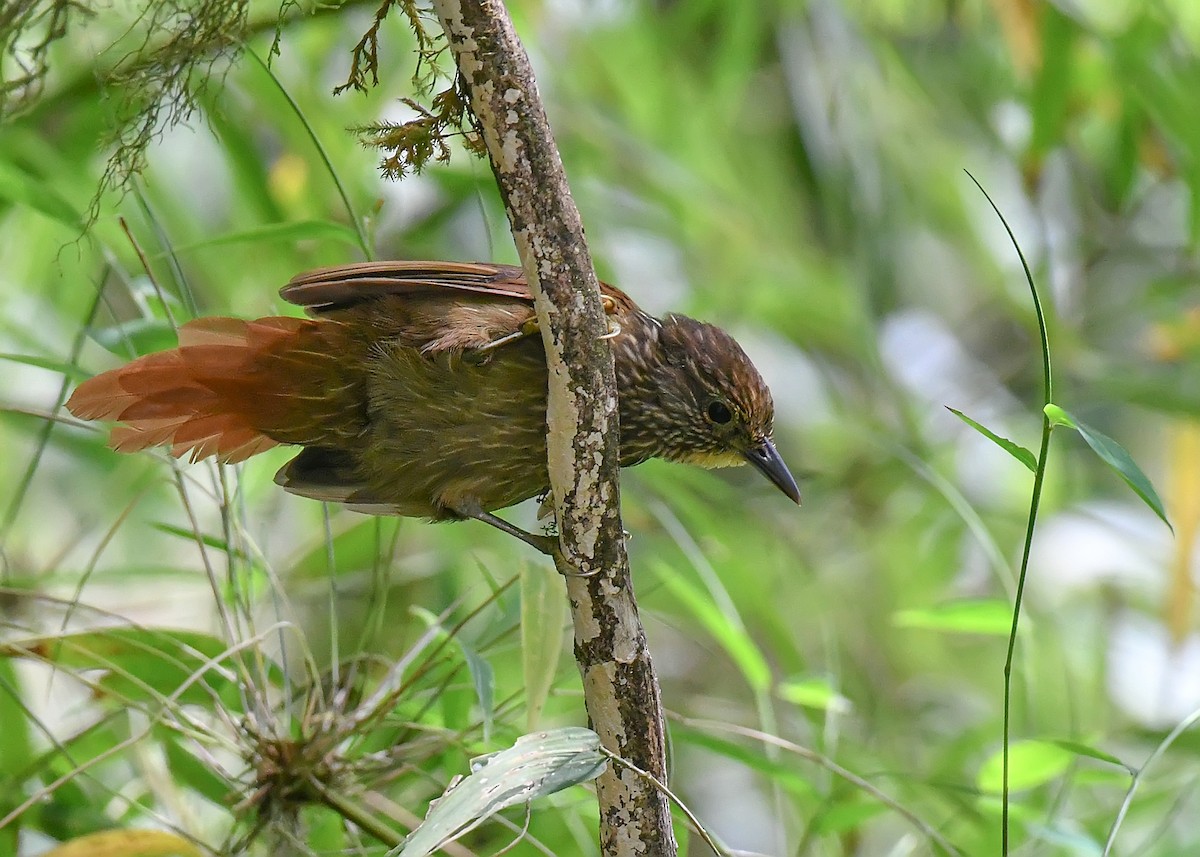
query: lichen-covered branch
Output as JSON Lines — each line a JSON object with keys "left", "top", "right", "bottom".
{"left": 425, "top": 1, "right": 677, "bottom": 854}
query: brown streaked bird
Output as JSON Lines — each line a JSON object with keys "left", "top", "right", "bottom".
{"left": 66, "top": 261, "right": 799, "bottom": 549}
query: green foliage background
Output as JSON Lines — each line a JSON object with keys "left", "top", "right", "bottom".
{"left": 3, "top": 0, "right": 1200, "bottom": 854}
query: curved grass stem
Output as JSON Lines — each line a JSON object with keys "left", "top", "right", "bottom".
{"left": 246, "top": 48, "right": 374, "bottom": 261}
{"left": 965, "top": 170, "right": 1053, "bottom": 856}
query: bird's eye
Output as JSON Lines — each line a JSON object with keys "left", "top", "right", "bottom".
{"left": 706, "top": 400, "right": 733, "bottom": 424}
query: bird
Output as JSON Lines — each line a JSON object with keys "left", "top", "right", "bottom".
{"left": 66, "top": 261, "right": 800, "bottom": 550}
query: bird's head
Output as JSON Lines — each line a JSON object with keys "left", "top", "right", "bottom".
{"left": 625, "top": 313, "right": 801, "bottom": 504}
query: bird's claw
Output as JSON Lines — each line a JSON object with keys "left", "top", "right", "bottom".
{"left": 473, "top": 297, "right": 620, "bottom": 356}
{"left": 597, "top": 319, "right": 622, "bottom": 341}
{"left": 471, "top": 317, "right": 542, "bottom": 360}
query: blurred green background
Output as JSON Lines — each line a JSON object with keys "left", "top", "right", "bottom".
{"left": 3, "top": 0, "right": 1200, "bottom": 854}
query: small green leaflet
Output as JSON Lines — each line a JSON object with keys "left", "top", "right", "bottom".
{"left": 1044, "top": 404, "right": 1172, "bottom": 532}
{"left": 946, "top": 407, "right": 1037, "bottom": 472}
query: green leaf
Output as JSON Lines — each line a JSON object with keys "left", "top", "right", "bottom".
{"left": 946, "top": 407, "right": 1037, "bottom": 472}
{"left": 0, "top": 159, "right": 81, "bottom": 228}
{"left": 521, "top": 561, "right": 566, "bottom": 731}
{"left": 893, "top": 599, "right": 1014, "bottom": 636}
{"left": 1044, "top": 404, "right": 1172, "bottom": 531}
{"left": 777, "top": 676, "right": 852, "bottom": 713}
{"left": 1028, "top": 3, "right": 1076, "bottom": 158}
{"left": 654, "top": 562, "right": 771, "bottom": 691}
{"left": 398, "top": 728, "right": 606, "bottom": 857}
{"left": 1043, "top": 404, "right": 1076, "bottom": 429}
{"left": 288, "top": 517, "right": 394, "bottom": 580}
{"left": 150, "top": 523, "right": 246, "bottom": 557}
{"left": 0, "top": 628, "right": 276, "bottom": 711}
{"left": 810, "top": 799, "right": 889, "bottom": 835}
{"left": 0, "top": 661, "right": 33, "bottom": 779}
{"left": 670, "top": 726, "right": 817, "bottom": 799}
{"left": 977, "top": 740, "right": 1072, "bottom": 793}
{"left": 410, "top": 607, "right": 493, "bottom": 735}
{"left": 0, "top": 353, "right": 90, "bottom": 381}
{"left": 459, "top": 639, "right": 495, "bottom": 742}
{"left": 154, "top": 220, "right": 362, "bottom": 256}
{"left": 161, "top": 732, "right": 233, "bottom": 805}
{"left": 89, "top": 319, "right": 179, "bottom": 358}
{"left": 304, "top": 804, "right": 349, "bottom": 852}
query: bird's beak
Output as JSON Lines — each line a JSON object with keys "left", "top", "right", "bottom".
{"left": 743, "top": 439, "right": 801, "bottom": 505}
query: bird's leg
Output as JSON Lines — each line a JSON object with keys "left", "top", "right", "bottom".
{"left": 450, "top": 501, "right": 611, "bottom": 578}
{"left": 472, "top": 296, "right": 619, "bottom": 357}
{"left": 450, "top": 500, "right": 561, "bottom": 557}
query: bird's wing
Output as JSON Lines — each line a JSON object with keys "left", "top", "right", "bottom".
{"left": 279, "top": 260, "right": 640, "bottom": 357}
{"left": 280, "top": 261, "right": 533, "bottom": 313}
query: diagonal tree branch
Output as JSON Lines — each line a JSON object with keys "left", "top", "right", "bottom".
{"left": 425, "top": 1, "right": 677, "bottom": 854}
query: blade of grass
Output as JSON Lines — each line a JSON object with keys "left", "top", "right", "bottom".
{"left": 965, "top": 169, "right": 1052, "bottom": 857}
{"left": 246, "top": 48, "right": 373, "bottom": 260}
{"left": 0, "top": 275, "right": 107, "bottom": 546}
{"left": 149, "top": 220, "right": 363, "bottom": 256}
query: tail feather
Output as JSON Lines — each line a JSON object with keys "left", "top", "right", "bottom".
{"left": 67, "top": 316, "right": 332, "bottom": 464}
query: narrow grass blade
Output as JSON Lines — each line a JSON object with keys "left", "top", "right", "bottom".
{"left": 155, "top": 220, "right": 362, "bottom": 256}
{"left": 0, "top": 353, "right": 90, "bottom": 381}
{"left": 1049, "top": 740, "right": 1130, "bottom": 772}
{"left": 0, "top": 160, "right": 81, "bottom": 228}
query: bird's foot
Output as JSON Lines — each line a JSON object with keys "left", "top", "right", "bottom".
{"left": 448, "top": 502, "right": 614, "bottom": 578}
{"left": 451, "top": 502, "right": 562, "bottom": 559}
{"left": 471, "top": 296, "right": 620, "bottom": 358}
{"left": 470, "top": 317, "right": 543, "bottom": 361}
{"left": 597, "top": 296, "right": 622, "bottom": 341}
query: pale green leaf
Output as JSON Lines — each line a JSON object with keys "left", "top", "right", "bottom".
{"left": 893, "top": 599, "right": 1014, "bottom": 636}
{"left": 777, "top": 676, "right": 852, "bottom": 713}
{"left": 398, "top": 728, "right": 605, "bottom": 857}
{"left": 977, "top": 740, "right": 1072, "bottom": 793}
{"left": 655, "top": 562, "right": 771, "bottom": 691}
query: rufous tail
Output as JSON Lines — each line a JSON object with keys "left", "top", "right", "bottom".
{"left": 67, "top": 316, "right": 315, "bottom": 464}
